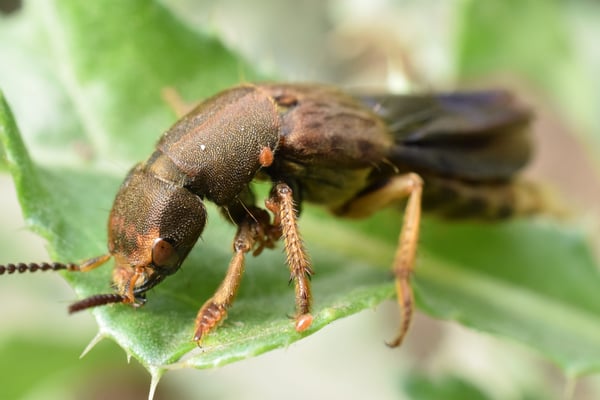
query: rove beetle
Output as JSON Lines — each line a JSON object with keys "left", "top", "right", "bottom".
{"left": 0, "top": 83, "right": 541, "bottom": 347}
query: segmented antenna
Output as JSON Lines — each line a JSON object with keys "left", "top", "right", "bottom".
{"left": 68, "top": 294, "right": 126, "bottom": 313}
{"left": 0, "top": 262, "right": 79, "bottom": 275}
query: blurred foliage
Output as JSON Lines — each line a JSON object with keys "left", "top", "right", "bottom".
{"left": 455, "top": 0, "right": 600, "bottom": 164}
{"left": 401, "top": 373, "right": 491, "bottom": 400}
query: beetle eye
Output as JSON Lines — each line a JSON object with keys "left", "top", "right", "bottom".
{"left": 151, "top": 238, "right": 178, "bottom": 268}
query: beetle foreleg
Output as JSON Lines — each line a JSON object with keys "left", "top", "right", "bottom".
{"left": 193, "top": 250, "right": 245, "bottom": 344}
{"left": 193, "top": 214, "right": 265, "bottom": 344}
{"left": 78, "top": 254, "right": 112, "bottom": 272}
{"left": 266, "top": 183, "right": 314, "bottom": 333}
{"left": 336, "top": 173, "right": 423, "bottom": 347}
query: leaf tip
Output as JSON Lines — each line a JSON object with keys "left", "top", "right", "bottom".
{"left": 80, "top": 331, "right": 106, "bottom": 359}
{"left": 148, "top": 366, "right": 165, "bottom": 400}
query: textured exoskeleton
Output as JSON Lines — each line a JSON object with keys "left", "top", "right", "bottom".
{"left": 1, "top": 83, "right": 538, "bottom": 346}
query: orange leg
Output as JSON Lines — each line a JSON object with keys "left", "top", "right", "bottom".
{"left": 78, "top": 254, "right": 112, "bottom": 271}
{"left": 337, "top": 173, "right": 423, "bottom": 347}
{"left": 193, "top": 211, "right": 276, "bottom": 343}
{"left": 193, "top": 250, "right": 246, "bottom": 343}
{"left": 265, "top": 183, "right": 314, "bottom": 333}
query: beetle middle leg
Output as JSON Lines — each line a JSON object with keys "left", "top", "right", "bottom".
{"left": 336, "top": 172, "right": 424, "bottom": 347}
{"left": 266, "top": 183, "right": 315, "bottom": 333}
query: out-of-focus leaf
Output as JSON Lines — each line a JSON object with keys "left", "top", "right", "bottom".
{"left": 401, "top": 373, "right": 490, "bottom": 400}
{"left": 454, "top": 0, "right": 600, "bottom": 167}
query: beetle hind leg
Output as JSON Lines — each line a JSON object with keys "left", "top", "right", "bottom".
{"left": 336, "top": 172, "right": 423, "bottom": 347}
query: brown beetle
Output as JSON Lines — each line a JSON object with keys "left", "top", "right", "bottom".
{"left": 0, "top": 83, "right": 541, "bottom": 347}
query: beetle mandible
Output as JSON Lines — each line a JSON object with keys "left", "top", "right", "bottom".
{"left": 0, "top": 83, "right": 540, "bottom": 346}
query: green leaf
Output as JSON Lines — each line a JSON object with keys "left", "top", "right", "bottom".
{"left": 1, "top": 0, "right": 600, "bottom": 384}
{"left": 419, "top": 219, "right": 600, "bottom": 377}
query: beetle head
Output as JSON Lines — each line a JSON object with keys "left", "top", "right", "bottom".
{"left": 107, "top": 165, "right": 207, "bottom": 302}
{"left": 66, "top": 165, "right": 207, "bottom": 312}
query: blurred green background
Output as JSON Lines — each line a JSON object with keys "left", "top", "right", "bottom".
{"left": 1, "top": 0, "right": 600, "bottom": 399}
